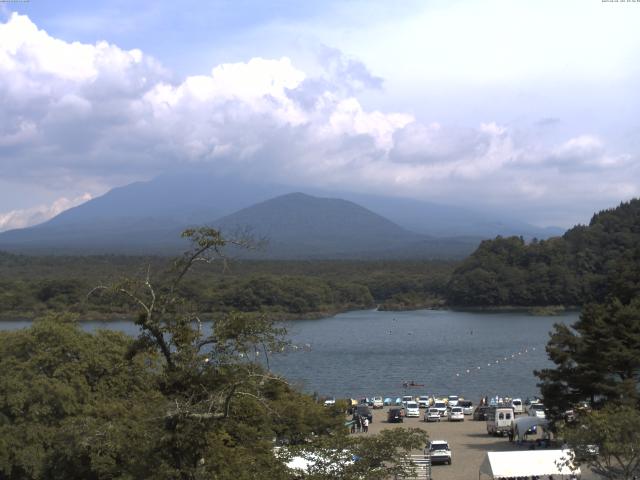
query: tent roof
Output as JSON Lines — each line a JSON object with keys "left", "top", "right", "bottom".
{"left": 479, "top": 450, "right": 579, "bottom": 478}
{"left": 513, "top": 416, "right": 549, "bottom": 437}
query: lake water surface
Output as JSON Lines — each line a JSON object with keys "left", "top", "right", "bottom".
{"left": 0, "top": 309, "right": 577, "bottom": 402}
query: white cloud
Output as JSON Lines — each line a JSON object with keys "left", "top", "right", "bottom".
{"left": 0, "top": 12, "right": 638, "bottom": 229}
{"left": 0, "top": 193, "right": 92, "bottom": 232}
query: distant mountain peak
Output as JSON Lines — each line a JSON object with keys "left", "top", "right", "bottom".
{"left": 0, "top": 173, "right": 559, "bottom": 258}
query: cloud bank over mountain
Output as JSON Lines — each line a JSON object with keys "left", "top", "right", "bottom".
{"left": 0, "top": 11, "right": 638, "bottom": 231}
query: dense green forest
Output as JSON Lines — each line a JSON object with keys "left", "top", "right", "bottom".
{"left": 446, "top": 199, "right": 640, "bottom": 307}
{"left": 0, "top": 253, "right": 454, "bottom": 319}
{"left": 0, "top": 229, "right": 428, "bottom": 479}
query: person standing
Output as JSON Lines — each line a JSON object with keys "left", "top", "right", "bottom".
{"left": 363, "top": 417, "right": 369, "bottom": 433}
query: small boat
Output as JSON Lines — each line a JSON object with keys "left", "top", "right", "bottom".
{"left": 403, "top": 381, "right": 425, "bottom": 388}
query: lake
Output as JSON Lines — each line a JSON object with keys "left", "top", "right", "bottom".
{"left": 0, "top": 309, "right": 577, "bottom": 402}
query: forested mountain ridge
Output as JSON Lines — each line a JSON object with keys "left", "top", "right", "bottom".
{"left": 446, "top": 198, "right": 640, "bottom": 306}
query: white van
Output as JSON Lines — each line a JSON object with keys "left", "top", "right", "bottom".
{"left": 486, "top": 407, "right": 514, "bottom": 436}
{"left": 511, "top": 398, "right": 524, "bottom": 414}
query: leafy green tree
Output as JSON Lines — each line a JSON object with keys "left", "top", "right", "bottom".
{"left": 285, "top": 427, "right": 428, "bottom": 480}
{"left": 537, "top": 297, "right": 640, "bottom": 420}
{"left": 559, "top": 405, "right": 640, "bottom": 480}
{"left": 0, "top": 313, "right": 164, "bottom": 479}
{"left": 0, "top": 228, "right": 440, "bottom": 479}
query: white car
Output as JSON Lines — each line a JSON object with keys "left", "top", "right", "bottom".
{"left": 447, "top": 395, "right": 460, "bottom": 407}
{"left": 426, "top": 440, "right": 452, "bottom": 465}
{"left": 405, "top": 401, "right": 420, "bottom": 417}
{"left": 448, "top": 406, "right": 464, "bottom": 422}
{"left": 425, "top": 408, "right": 441, "bottom": 422}
{"left": 512, "top": 398, "right": 524, "bottom": 414}
{"left": 528, "top": 403, "right": 546, "bottom": 419}
{"left": 459, "top": 400, "right": 474, "bottom": 415}
{"left": 323, "top": 397, "right": 335, "bottom": 406}
{"left": 417, "top": 395, "right": 431, "bottom": 408}
{"left": 401, "top": 395, "right": 414, "bottom": 406}
{"left": 372, "top": 396, "right": 384, "bottom": 409}
{"left": 433, "top": 401, "right": 447, "bottom": 417}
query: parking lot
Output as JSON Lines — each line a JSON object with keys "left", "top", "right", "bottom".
{"left": 353, "top": 407, "right": 528, "bottom": 480}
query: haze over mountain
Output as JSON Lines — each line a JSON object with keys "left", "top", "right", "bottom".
{"left": 0, "top": 173, "right": 562, "bottom": 258}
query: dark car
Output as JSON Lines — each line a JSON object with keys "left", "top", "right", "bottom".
{"left": 355, "top": 405, "right": 373, "bottom": 423}
{"left": 387, "top": 408, "right": 404, "bottom": 423}
{"left": 473, "top": 406, "right": 489, "bottom": 421}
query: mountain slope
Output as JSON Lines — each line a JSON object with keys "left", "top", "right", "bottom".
{"left": 446, "top": 198, "right": 640, "bottom": 306}
{"left": 0, "top": 172, "right": 558, "bottom": 257}
{"left": 214, "top": 192, "right": 424, "bottom": 258}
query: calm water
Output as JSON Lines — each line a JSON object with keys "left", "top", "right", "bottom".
{"left": 0, "top": 309, "right": 577, "bottom": 402}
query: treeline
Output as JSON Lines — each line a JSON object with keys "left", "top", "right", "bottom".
{"left": 447, "top": 198, "right": 640, "bottom": 306}
{"left": 0, "top": 255, "right": 455, "bottom": 319}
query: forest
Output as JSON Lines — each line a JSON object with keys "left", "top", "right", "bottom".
{"left": 2, "top": 199, "right": 640, "bottom": 319}
{"left": 0, "top": 253, "right": 454, "bottom": 320}
{"left": 446, "top": 199, "right": 640, "bottom": 307}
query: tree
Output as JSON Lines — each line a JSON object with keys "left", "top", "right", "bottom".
{"left": 0, "top": 313, "right": 165, "bottom": 480}
{"left": 284, "top": 427, "right": 429, "bottom": 480}
{"left": 559, "top": 406, "right": 640, "bottom": 480}
{"left": 536, "top": 296, "right": 640, "bottom": 420}
{"left": 1, "top": 227, "right": 433, "bottom": 479}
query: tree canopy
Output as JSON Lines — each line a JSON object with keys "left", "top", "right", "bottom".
{"left": 0, "top": 228, "right": 430, "bottom": 479}
{"left": 447, "top": 198, "right": 640, "bottom": 307}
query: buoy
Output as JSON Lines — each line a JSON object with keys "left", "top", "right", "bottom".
{"left": 466, "top": 369, "right": 470, "bottom": 373}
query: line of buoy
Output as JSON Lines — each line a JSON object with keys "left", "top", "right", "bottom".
{"left": 455, "top": 345, "right": 543, "bottom": 377}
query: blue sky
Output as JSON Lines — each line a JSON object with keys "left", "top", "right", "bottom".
{"left": 1, "top": 0, "right": 639, "bottom": 230}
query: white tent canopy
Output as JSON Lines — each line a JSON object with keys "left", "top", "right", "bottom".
{"left": 479, "top": 450, "right": 580, "bottom": 479}
{"left": 513, "top": 416, "right": 549, "bottom": 441}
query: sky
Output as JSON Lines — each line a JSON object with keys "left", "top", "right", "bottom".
{"left": 0, "top": 0, "right": 639, "bottom": 231}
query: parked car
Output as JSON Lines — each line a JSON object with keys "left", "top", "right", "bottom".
{"left": 447, "top": 395, "right": 460, "bottom": 407}
{"left": 372, "top": 397, "right": 384, "bottom": 409}
{"left": 448, "top": 406, "right": 464, "bottom": 422}
{"left": 426, "top": 440, "right": 452, "bottom": 465}
{"left": 355, "top": 405, "right": 373, "bottom": 423}
{"left": 417, "top": 395, "right": 431, "bottom": 408}
{"left": 459, "top": 400, "right": 474, "bottom": 415}
{"left": 401, "top": 395, "right": 414, "bottom": 406}
{"left": 528, "top": 403, "right": 546, "bottom": 419}
{"left": 511, "top": 398, "right": 524, "bottom": 414}
{"left": 405, "top": 401, "right": 420, "bottom": 418}
{"left": 425, "top": 407, "right": 441, "bottom": 422}
{"left": 387, "top": 408, "right": 404, "bottom": 423}
{"left": 473, "top": 406, "right": 489, "bottom": 421}
{"left": 323, "top": 397, "right": 335, "bottom": 407}
{"left": 433, "top": 401, "right": 447, "bottom": 417}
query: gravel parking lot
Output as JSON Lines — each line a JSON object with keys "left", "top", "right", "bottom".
{"left": 351, "top": 407, "right": 538, "bottom": 480}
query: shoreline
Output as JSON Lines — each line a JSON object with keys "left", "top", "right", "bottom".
{"left": 0, "top": 303, "right": 580, "bottom": 323}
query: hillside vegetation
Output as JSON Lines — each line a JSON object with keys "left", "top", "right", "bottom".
{"left": 0, "top": 255, "right": 454, "bottom": 319}
{"left": 447, "top": 199, "right": 640, "bottom": 306}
